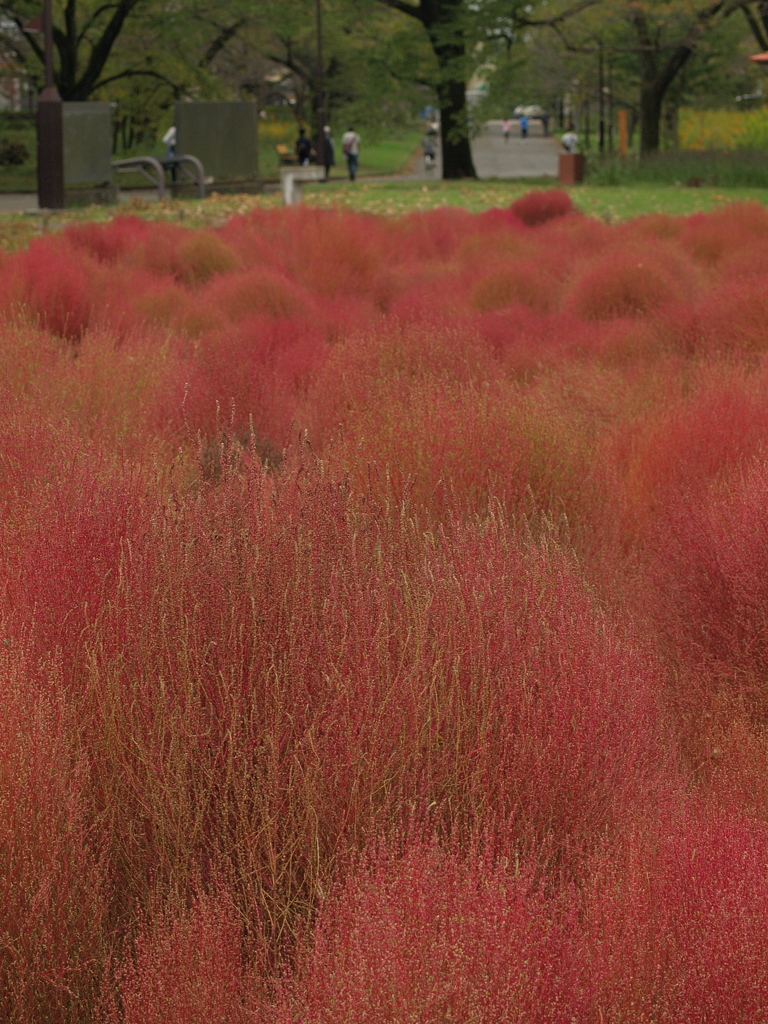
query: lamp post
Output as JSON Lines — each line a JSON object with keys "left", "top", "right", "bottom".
{"left": 315, "top": 0, "right": 325, "bottom": 172}
{"left": 36, "top": 0, "right": 64, "bottom": 208}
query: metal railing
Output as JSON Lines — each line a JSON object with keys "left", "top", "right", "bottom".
{"left": 111, "top": 154, "right": 206, "bottom": 200}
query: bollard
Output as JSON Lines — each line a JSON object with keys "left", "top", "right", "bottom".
{"left": 558, "top": 153, "right": 585, "bottom": 185}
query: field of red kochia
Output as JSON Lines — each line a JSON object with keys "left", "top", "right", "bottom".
{"left": 4, "top": 189, "right": 768, "bottom": 1021}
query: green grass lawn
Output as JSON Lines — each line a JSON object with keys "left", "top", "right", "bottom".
{"left": 260, "top": 128, "right": 422, "bottom": 180}
{"left": 299, "top": 178, "right": 767, "bottom": 220}
{"left": 0, "top": 115, "right": 37, "bottom": 191}
{"left": 1, "top": 178, "right": 767, "bottom": 251}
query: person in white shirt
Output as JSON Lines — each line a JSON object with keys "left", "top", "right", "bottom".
{"left": 341, "top": 126, "right": 361, "bottom": 181}
{"left": 162, "top": 125, "right": 177, "bottom": 180}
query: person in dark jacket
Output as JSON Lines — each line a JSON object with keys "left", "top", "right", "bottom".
{"left": 295, "top": 127, "right": 313, "bottom": 165}
{"left": 323, "top": 125, "right": 335, "bottom": 179}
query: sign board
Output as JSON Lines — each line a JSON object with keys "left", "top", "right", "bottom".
{"left": 62, "top": 102, "right": 112, "bottom": 185}
{"left": 175, "top": 102, "right": 259, "bottom": 182}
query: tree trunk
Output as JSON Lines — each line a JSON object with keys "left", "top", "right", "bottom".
{"left": 433, "top": 44, "right": 475, "bottom": 177}
{"left": 383, "top": 0, "right": 476, "bottom": 178}
{"left": 632, "top": 4, "right": 721, "bottom": 157}
{"left": 639, "top": 82, "right": 663, "bottom": 154}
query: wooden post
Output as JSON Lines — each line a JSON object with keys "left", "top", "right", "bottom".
{"left": 37, "top": 0, "right": 64, "bottom": 208}
{"left": 618, "top": 108, "right": 628, "bottom": 159}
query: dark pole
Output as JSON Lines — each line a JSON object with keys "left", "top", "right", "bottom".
{"left": 37, "top": 0, "right": 65, "bottom": 208}
{"left": 598, "top": 39, "right": 605, "bottom": 155}
{"left": 607, "top": 60, "right": 613, "bottom": 153}
{"left": 315, "top": 0, "right": 325, "bottom": 172}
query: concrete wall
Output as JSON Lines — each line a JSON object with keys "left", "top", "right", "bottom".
{"left": 175, "top": 102, "right": 259, "bottom": 182}
{"left": 62, "top": 102, "right": 112, "bottom": 185}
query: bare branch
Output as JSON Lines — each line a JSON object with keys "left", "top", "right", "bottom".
{"left": 91, "top": 67, "right": 180, "bottom": 93}
{"left": 77, "top": 4, "right": 121, "bottom": 46}
{"left": 516, "top": 0, "right": 602, "bottom": 28}
{"left": 741, "top": 0, "right": 768, "bottom": 46}
{"left": 199, "top": 16, "right": 246, "bottom": 68}
{"left": 377, "top": 0, "right": 424, "bottom": 21}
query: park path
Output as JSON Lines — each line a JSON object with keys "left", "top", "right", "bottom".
{"left": 471, "top": 118, "right": 558, "bottom": 179}
{"left": 393, "top": 117, "right": 558, "bottom": 182}
{"left": 0, "top": 119, "right": 560, "bottom": 212}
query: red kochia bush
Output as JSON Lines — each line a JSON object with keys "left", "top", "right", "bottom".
{"left": 0, "top": 643, "right": 106, "bottom": 1024}
{"left": 585, "top": 799, "right": 768, "bottom": 1023}
{"left": 0, "top": 420, "right": 144, "bottom": 674}
{"left": 105, "top": 888, "right": 260, "bottom": 1024}
{"left": 64, "top": 215, "right": 153, "bottom": 263}
{"left": 203, "top": 265, "right": 311, "bottom": 321}
{"left": 273, "top": 833, "right": 582, "bottom": 1024}
{"left": 567, "top": 244, "right": 692, "bottom": 321}
{"left": 11, "top": 238, "right": 94, "bottom": 340}
{"left": 617, "top": 364, "right": 768, "bottom": 538}
{"left": 647, "top": 453, "right": 768, "bottom": 721}
{"left": 278, "top": 801, "right": 768, "bottom": 1024}
{"left": 509, "top": 187, "right": 574, "bottom": 226}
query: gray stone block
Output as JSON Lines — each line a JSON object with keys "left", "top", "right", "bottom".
{"left": 62, "top": 102, "right": 113, "bottom": 185}
{"left": 175, "top": 102, "right": 259, "bottom": 182}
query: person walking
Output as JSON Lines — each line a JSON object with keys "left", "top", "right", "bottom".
{"left": 342, "top": 126, "right": 360, "bottom": 181}
{"left": 502, "top": 118, "right": 511, "bottom": 142}
{"left": 422, "top": 129, "right": 437, "bottom": 171}
{"left": 295, "top": 127, "right": 313, "bottom": 166}
{"left": 561, "top": 126, "right": 579, "bottom": 152}
{"left": 162, "top": 125, "right": 178, "bottom": 181}
{"left": 519, "top": 114, "right": 529, "bottom": 139}
{"left": 323, "top": 125, "right": 335, "bottom": 179}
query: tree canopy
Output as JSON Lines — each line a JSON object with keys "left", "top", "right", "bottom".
{"left": 0, "top": 0, "right": 761, "bottom": 163}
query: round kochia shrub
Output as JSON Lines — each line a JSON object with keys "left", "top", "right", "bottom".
{"left": 106, "top": 888, "right": 261, "bottom": 1024}
{"left": 509, "top": 188, "right": 575, "bottom": 226}
{"left": 273, "top": 833, "right": 581, "bottom": 1024}
{"left": 12, "top": 238, "right": 94, "bottom": 340}
{"left": 647, "top": 453, "right": 768, "bottom": 722}
{"left": 567, "top": 246, "right": 691, "bottom": 321}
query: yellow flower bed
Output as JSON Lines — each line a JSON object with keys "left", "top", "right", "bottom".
{"left": 679, "top": 108, "right": 768, "bottom": 150}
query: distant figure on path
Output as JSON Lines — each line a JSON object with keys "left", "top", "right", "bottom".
{"left": 323, "top": 125, "right": 335, "bottom": 179}
{"left": 296, "top": 127, "right": 313, "bottom": 166}
{"left": 561, "top": 127, "right": 579, "bottom": 152}
{"left": 502, "top": 118, "right": 511, "bottom": 142}
{"left": 519, "top": 114, "right": 529, "bottom": 139}
{"left": 162, "top": 125, "right": 176, "bottom": 159}
{"left": 541, "top": 111, "right": 550, "bottom": 136}
{"left": 162, "top": 125, "right": 177, "bottom": 180}
{"left": 423, "top": 130, "right": 437, "bottom": 171}
{"left": 342, "top": 126, "right": 361, "bottom": 181}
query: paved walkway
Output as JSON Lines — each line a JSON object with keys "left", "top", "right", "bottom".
{"left": 362, "top": 119, "right": 559, "bottom": 182}
{"left": 0, "top": 192, "right": 40, "bottom": 213}
{"left": 0, "top": 120, "right": 560, "bottom": 212}
{"left": 471, "top": 119, "right": 558, "bottom": 179}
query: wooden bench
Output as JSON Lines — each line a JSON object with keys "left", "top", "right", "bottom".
{"left": 280, "top": 164, "right": 326, "bottom": 205}
{"left": 275, "top": 144, "right": 298, "bottom": 166}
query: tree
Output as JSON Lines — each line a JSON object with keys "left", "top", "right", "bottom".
{"left": 738, "top": 0, "right": 768, "bottom": 49}
{"left": 0, "top": 0, "right": 167, "bottom": 99}
{"left": 374, "top": 0, "right": 476, "bottom": 176}
{"left": 630, "top": 0, "right": 738, "bottom": 153}
{"left": 246, "top": 0, "right": 433, "bottom": 136}
{"left": 548, "top": 0, "right": 744, "bottom": 154}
